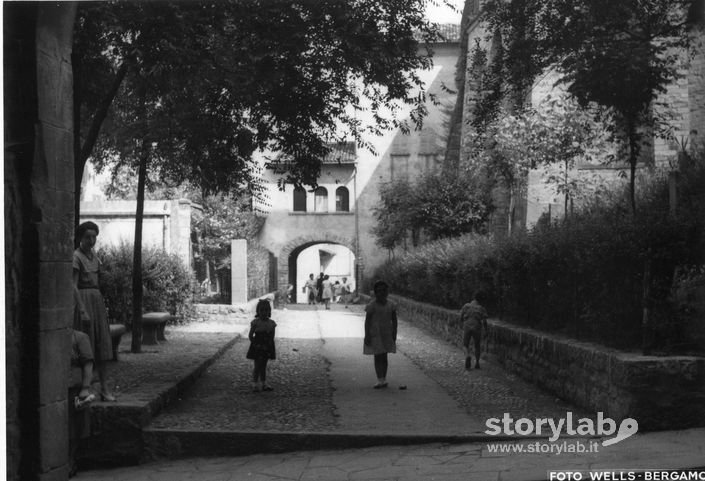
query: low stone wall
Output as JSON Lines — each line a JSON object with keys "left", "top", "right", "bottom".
{"left": 389, "top": 294, "right": 705, "bottom": 431}
{"left": 193, "top": 293, "right": 277, "bottom": 325}
{"left": 193, "top": 303, "right": 253, "bottom": 325}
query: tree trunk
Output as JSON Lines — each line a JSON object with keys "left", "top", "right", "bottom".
{"left": 73, "top": 61, "right": 130, "bottom": 227}
{"left": 563, "top": 159, "right": 569, "bottom": 221}
{"left": 131, "top": 83, "right": 148, "bottom": 353}
{"left": 641, "top": 257, "right": 652, "bottom": 355}
{"left": 72, "top": 50, "right": 82, "bottom": 238}
{"left": 627, "top": 118, "right": 638, "bottom": 216}
{"left": 507, "top": 187, "right": 515, "bottom": 236}
{"left": 130, "top": 141, "right": 148, "bottom": 353}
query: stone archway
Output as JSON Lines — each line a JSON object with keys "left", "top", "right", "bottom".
{"left": 278, "top": 232, "right": 359, "bottom": 296}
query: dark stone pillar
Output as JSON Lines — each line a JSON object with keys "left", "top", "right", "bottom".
{"left": 5, "top": 2, "right": 77, "bottom": 480}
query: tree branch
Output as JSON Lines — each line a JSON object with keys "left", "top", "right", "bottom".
{"left": 79, "top": 60, "right": 131, "bottom": 165}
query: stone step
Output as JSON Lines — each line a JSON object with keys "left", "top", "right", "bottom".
{"left": 141, "top": 428, "right": 518, "bottom": 461}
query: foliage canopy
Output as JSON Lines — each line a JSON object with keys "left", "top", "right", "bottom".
{"left": 372, "top": 171, "right": 490, "bottom": 253}
{"left": 75, "top": 0, "right": 444, "bottom": 194}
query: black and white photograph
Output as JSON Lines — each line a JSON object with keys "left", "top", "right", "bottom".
{"left": 4, "top": 0, "right": 705, "bottom": 480}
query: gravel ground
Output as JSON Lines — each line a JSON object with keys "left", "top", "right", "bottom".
{"left": 149, "top": 336, "right": 338, "bottom": 431}
{"left": 395, "top": 321, "right": 588, "bottom": 422}
{"left": 135, "top": 306, "right": 585, "bottom": 434}
{"left": 103, "top": 328, "right": 243, "bottom": 402}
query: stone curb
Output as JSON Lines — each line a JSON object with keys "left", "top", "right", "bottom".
{"left": 81, "top": 335, "right": 242, "bottom": 468}
{"left": 141, "top": 429, "right": 530, "bottom": 461}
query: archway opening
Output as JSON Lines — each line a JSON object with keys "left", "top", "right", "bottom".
{"left": 289, "top": 242, "right": 356, "bottom": 304}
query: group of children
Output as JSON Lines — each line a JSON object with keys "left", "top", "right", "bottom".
{"left": 302, "top": 273, "right": 352, "bottom": 309}
{"left": 247, "top": 280, "right": 490, "bottom": 392}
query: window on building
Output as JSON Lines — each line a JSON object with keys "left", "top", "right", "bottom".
{"left": 314, "top": 187, "right": 328, "bottom": 212}
{"left": 390, "top": 154, "right": 410, "bottom": 181}
{"left": 335, "top": 187, "right": 350, "bottom": 212}
{"left": 293, "top": 187, "right": 307, "bottom": 212}
{"left": 419, "top": 153, "right": 439, "bottom": 173}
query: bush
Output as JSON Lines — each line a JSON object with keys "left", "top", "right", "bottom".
{"left": 374, "top": 158, "right": 705, "bottom": 352}
{"left": 98, "top": 242, "right": 198, "bottom": 328}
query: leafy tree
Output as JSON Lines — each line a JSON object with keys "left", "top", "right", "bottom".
{"left": 372, "top": 180, "right": 418, "bottom": 255}
{"left": 414, "top": 172, "right": 490, "bottom": 239}
{"left": 482, "top": 0, "right": 695, "bottom": 215}
{"left": 193, "top": 193, "right": 265, "bottom": 281}
{"left": 74, "top": 1, "right": 443, "bottom": 351}
{"left": 372, "top": 171, "right": 489, "bottom": 254}
{"left": 492, "top": 96, "right": 613, "bottom": 219}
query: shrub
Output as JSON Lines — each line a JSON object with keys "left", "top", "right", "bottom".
{"left": 374, "top": 158, "right": 705, "bottom": 352}
{"left": 98, "top": 242, "right": 198, "bottom": 328}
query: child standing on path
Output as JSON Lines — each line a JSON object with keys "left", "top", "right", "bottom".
{"left": 460, "top": 289, "right": 489, "bottom": 370}
{"left": 363, "top": 280, "right": 398, "bottom": 389}
{"left": 246, "top": 299, "right": 277, "bottom": 392}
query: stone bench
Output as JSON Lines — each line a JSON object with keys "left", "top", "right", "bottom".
{"left": 141, "top": 312, "right": 175, "bottom": 345}
{"left": 109, "top": 324, "right": 127, "bottom": 361}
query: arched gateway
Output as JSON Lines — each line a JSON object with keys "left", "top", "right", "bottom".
{"left": 278, "top": 233, "right": 360, "bottom": 300}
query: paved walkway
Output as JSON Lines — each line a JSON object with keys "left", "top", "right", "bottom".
{"left": 76, "top": 428, "right": 705, "bottom": 481}
{"left": 76, "top": 304, "right": 705, "bottom": 480}
{"left": 315, "top": 307, "right": 485, "bottom": 435}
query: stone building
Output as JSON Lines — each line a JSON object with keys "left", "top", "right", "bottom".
{"left": 79, "top": 198, "right": 198, "bottom": 268}
{"left": 78, "top": 163, "right": 198, "bottom": 269}
{"left": 254, "top": 26, "right": 462, "bottom": 297}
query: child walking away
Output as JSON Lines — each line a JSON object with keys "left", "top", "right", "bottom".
{"left": 363, "top": 280, "right": 398, "bottom": 388}
{"left": 246, "top": 299, "right": 277, "bottom": 392}
{"left": 460, "top": 289, "right": 489, "bottom": 370}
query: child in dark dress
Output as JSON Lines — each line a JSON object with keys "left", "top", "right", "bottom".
{"left": 364, "top": 280, "right": 398, "bottom": 388}
{"left": 246, "top": 299, "right": 277, "bottom": 392}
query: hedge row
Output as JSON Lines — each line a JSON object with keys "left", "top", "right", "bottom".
{"left": 374, "top": 163, "right": 705, "bottom": 352}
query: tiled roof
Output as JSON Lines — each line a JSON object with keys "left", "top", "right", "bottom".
{"left": 322, "top": 141, "right": 356, "bottom": 164}
{"left": 414, "top": 23, "right": 461, "bottom": 43}
{"left": 266, "top": 141, "right": 357, "bottom": 171}
{"left": 436, "top": 23, "right": 461, "bottom": 43}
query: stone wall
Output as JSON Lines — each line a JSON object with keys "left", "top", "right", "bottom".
{"left": 389, "top": 294, "right": 705, "bottom": 431}
{"left": 247, "top": 242, "right": 274, "bottom": 300}
{"left": 80, "top": 199, "right": 197, "bottom": 269}
{"left": 689, "top": 13, "right": 705, "bottom": 147}
{"left": 193, "top": 294, "right": 276, "bottom": 325}
{"left": 192, "top": 303, "right": 253, "bottom": 325}
{"left": 5, "top": 4, "right": 78, "bottom": 480}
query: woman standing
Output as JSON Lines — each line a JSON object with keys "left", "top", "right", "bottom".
{"left": 73, "top": 221, "right": 116, "bottom": 401}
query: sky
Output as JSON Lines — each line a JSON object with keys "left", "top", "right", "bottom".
{"left": 426, "top": 0, "right": 464, "bottom": 24}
